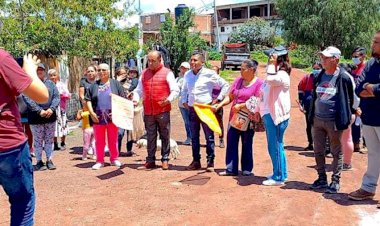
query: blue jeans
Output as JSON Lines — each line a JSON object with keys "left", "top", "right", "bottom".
{"left": 179, "top": 107, "right": 192, "bottom": 140}
{"left": 189, "top": 107, "right": 215, "bottom": 163}
{"left": 263, "top": 114, "right": 288, "bottom": 182}
{"left": 0, "top": 142, "right": 35, "bottom": 226}
{"left": 225, "top": 125, "right": 255, "bottom": 174}
{"left": 118, "top": 128, "right": 133, "bottom": 153}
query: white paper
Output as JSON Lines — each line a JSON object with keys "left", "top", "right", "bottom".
{"left": 111, "top": 94, "right": 134, "bottom": 130}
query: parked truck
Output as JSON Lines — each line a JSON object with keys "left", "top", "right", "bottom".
{"left": 221, "top": 43, "right": 250, "bottom": 70}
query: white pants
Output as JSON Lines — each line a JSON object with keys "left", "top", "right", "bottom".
{"left": 361, "top": 125, "right": 380, "bottom": 193}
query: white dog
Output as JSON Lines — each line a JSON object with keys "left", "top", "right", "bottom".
{"left": 136, "top": 138, "right": 180, "bottom": 159}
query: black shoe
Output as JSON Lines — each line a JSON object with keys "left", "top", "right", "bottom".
{"left": 325, "top": 181, "right": 340, "bottom": 194}
{"left": 125, "top": 151, "right": 133, "bottom": 157}
{"left": 304, "top": 144, "right": 314, "bottom": 151}
{"left": 46, "top": 160, "right": 57, "bottom": 170}
{"left": 54, "top": 142, "right": 60, "bottom": 151}
{"left": 206, "top": 161, "right": 215, "bottom": 172}
{"left": 35, "top": 160, "right": 47, "bottom": 171}
{"left": 60, "top": 142, "right": 66, "bottom": 150}
{"left": 310, "top": 177, "right": 328, "bottom": 189}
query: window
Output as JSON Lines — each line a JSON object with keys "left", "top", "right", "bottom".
{"left": 221, "top": 27, "right": 225, "bottom": 32}
{"left": 232, "top": 26, "right": 237, "bottom": 31}
{"left": 145, "top": 16, "right": 151, "bottom": 24}
{"left": 160, "top": 14, "right": 166, "bottom": 23}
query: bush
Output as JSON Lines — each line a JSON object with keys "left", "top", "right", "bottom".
{"left": 208, "top": 50, "right": 222, "bottom": 61}
{"left": 289, "top": 45, "right": 319, "bottom": 68}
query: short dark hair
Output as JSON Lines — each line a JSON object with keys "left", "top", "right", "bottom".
{"left": 313, "top": 61, "right": 322, "bottom": 68}
{"left": 243, "top": 59, "right": 258, "bottom": 69}
{"left": 352, "top": 46, "right": 366, "bottom": 55}
{"left": 191, "top": 52, "right": 205, "bottom": 63}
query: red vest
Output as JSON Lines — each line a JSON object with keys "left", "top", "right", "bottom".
{"left": 142, "top": 65, "right": 171, "bottom": 115}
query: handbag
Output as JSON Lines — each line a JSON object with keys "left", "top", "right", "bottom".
{"left": 230, "top": 79, "right": 250, "bottom": 131}
{"left": 251, "top": 112, "right": 265, "bottom": 132}
{"left": 230, "top": 108, "right": 250, "bottom": 131}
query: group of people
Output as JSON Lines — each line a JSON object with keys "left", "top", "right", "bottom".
{"left": 1, "top": 30, "right": 380, "bottom": 225}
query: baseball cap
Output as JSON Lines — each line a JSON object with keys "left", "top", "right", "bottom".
{"left": 352, "top": 46, "right": 366, "bottom": 55}
{"left": 129, "top": 66, "right": 138, "bottom": 72}
{"left": 319, "top": 46, "right": 341, "bottom": 59}
{"left": 37, "top": 63, "right": 46, "bottom": 70}
{"left": 264, "top": 45, "right": 288, "bottom": 57}
{"left": 180, "top": 62, "right": 190, "bottom": 69}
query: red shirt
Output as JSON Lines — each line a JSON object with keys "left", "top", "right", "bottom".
{"left": 0, "top": 50, "right": 32, "bottom": 151}
{"left": 352, "top": 62, "right": 366, "bottom": 78}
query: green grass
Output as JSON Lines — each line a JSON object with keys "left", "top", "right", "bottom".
{"left": 219, "top": 70, "right": 237, "bottom": 83}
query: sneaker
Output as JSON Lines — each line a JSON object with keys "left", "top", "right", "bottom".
{"left": 92, "top": 163, "right": 104, "bottom": 170}
{"left": 348, "top": 188, "right": 375, "bottom": 201}
{"left": 325, "top": 181, "right": 340, "bottom": 194}
{"left": 125, "top": 151, "right": 133, "bottom": 157}
{"left": 206, "top": 161, "right": 214, "bottom": 172}
{"left": 30, "top": 152, "right": 35, "bottom": 157}
{"left": 183, "top": 138, "right": 191, "bottom": 145}
{"left": 137, "top": 162, "right": 156, "bottom": 170}
{"left": 35, "top": 160, "right": 47, "bottom": 171}
{"left": 111, "top": 160, "right": 122, "bottom": 168}
{"left": 342, "top": 163, "right": 353, "bottom": 171}
{"left": 186, "top": 161, "right": 201, "bottom": 170}
{"left": 242, "top": 170, "right": 253, "bottom": 176}
{"left": 60, "top": 142, "right": 66, "bottom": 150}
{"left": 310, "top": 177, "right": 328, "bottom": 189}
{"left": 359, "top": 147, "right": 368, "bottom": 154}
{"left": 304, "top": 144, "right": 314, "bottom": 151}
{"left": 46, "top": 160, "right": 56, "bottom": 170}
{"left": 262, "top": 179, "right": 284, "bottom": 186}
{"left": 82, "top": 156, "right": 88, "bottom": 161}
{"left": 219, "top": 138, "right": 225, "bottom": 148}
{"left": 218, "top": 171, "right": 237, "bottom": 176}
{"left": 88, "top": 148, "right": 94, "bottom": 155}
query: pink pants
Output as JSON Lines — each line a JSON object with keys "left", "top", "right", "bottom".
{"left": 342, "top": 115, "right": 355, "bottom": 164}
{"left": 93, "top": 122, "right": 119, "bottom": 163}
{"left": 83, "top": 127, "right": 95, "bottom": 157}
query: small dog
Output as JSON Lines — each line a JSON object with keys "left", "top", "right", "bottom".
{"left": 136, "top": 138, "right": 180, "bottom": 159}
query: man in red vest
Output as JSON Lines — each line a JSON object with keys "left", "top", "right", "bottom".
{"left": 133, "top": 51, "right": 179, "bottom": 170}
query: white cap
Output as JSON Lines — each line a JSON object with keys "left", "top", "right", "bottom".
{"left": 320, "top": 46, "right": 341, "bottom": 59}
{"left": 180, "top": 62, "right": 190, "bottom": 69}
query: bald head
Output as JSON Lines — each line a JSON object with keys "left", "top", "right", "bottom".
{"left": 147, "top": 50, "right": 162, "bottom": 71}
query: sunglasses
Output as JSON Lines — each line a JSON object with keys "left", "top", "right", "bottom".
{"left": 97, "top": 69, "right": 107, "bottom": 72}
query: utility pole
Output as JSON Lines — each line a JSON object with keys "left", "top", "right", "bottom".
{"left": 136, "top": 0, "right": 143, "bottom": 74}
{"left": 214, "top": 0, "right": 221, "bottom": 51}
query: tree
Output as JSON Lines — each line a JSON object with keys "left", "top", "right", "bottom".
{"left": 0, "top": 0, "right": 138, "bottom": 60}
{"left": 229, "top": 17, "right": 275, "bottom": 48}
{"left": 159, "top": 9, "right": 208, "bottom": 74}
{"left": 276, "top": 0, "right": 380, "bottom": 57}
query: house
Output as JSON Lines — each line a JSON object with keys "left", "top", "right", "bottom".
{"left": 141, "top": 13, "right": 212, "bottom": 44}
{"left": 213, "top": 0, "right": 281, "bottom": 44}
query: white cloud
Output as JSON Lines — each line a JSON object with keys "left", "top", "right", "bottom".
{"left": 116, "top": 0, "right": 259, "bottom": 27}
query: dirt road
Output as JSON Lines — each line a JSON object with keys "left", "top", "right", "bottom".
{"left": 1, "top": 65, "right": 378, "bottom": 226}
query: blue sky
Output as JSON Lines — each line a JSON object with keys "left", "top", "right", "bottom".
{"left": 117, "top": 0, "right": 259, "bottom": 26}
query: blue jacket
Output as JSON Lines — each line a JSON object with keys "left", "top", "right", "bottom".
{"left": 355, "top": 58, "right": 380, "bottom": 126}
